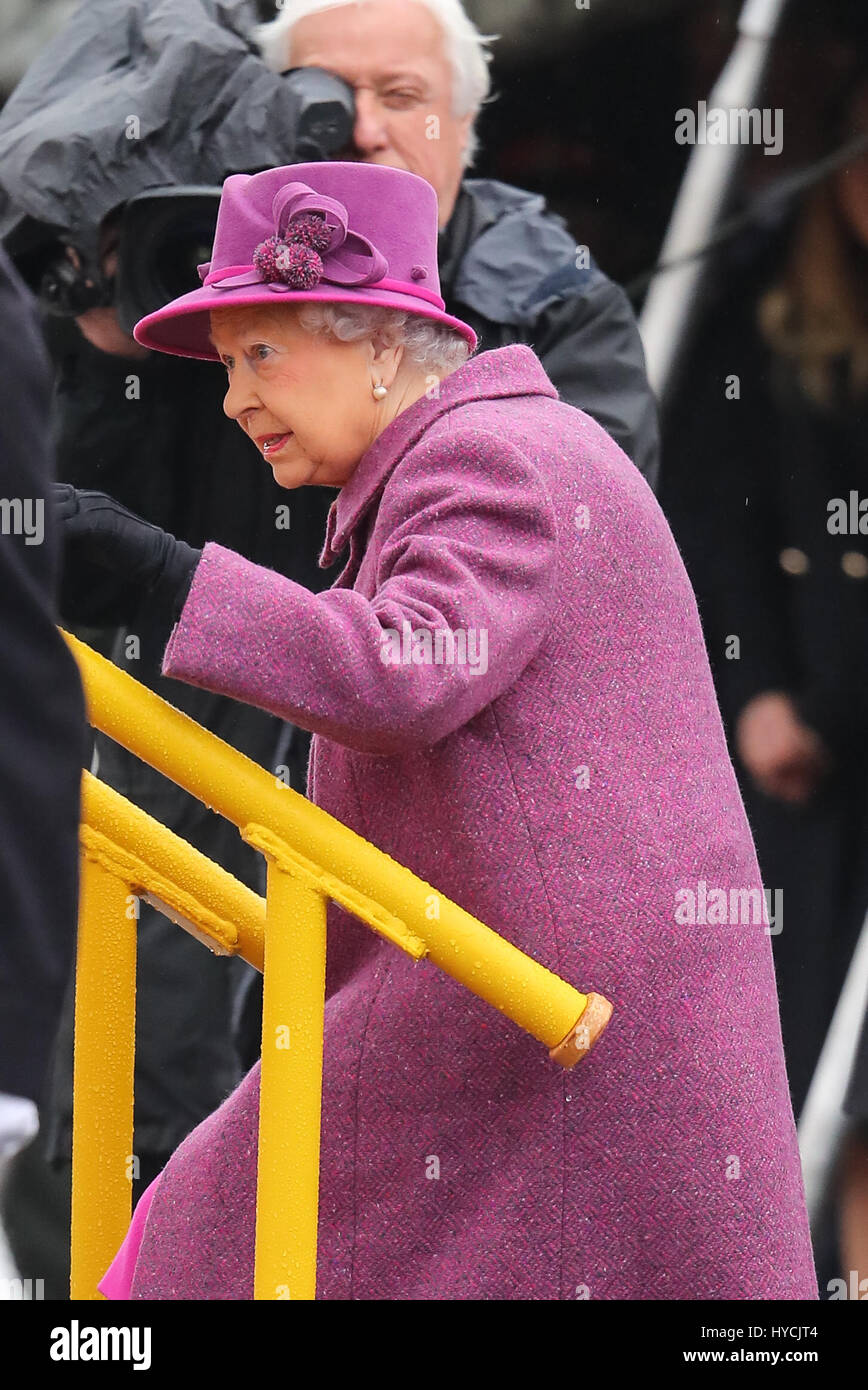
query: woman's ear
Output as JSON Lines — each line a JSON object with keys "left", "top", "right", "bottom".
{"left": 370, "top": 334, "right": 405, "bottom": 390}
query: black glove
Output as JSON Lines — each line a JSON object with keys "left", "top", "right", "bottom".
{"left": 52, "top": 483, "right": 202, "bottom": 633}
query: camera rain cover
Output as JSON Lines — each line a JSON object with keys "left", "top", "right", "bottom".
{"left": 0, "top": 0, "right": 330, "bottom": 262}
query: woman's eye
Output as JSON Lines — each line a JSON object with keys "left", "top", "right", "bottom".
{"left": 384, "top": 91, "right": 419, "bottom": 107}
{"left": 222, "top": 356, "right": 234, "bottom": 371}
{"left": 251, "top": 344, "right": 272, "bottom": 361}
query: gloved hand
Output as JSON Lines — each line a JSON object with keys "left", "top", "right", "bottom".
{"left": 52, "top": 484, "right": 202, "bottom": 633}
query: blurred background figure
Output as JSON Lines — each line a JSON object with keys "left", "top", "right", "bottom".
{"left": 0, "top": 243, "right": 87, "bottom": 1290}
{"left": 660, "top": 0, "right": 868, "bottom": 1295}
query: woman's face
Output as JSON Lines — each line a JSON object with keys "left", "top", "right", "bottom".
{"left": 209, "top": 304, "right": 403, "bottom": 488}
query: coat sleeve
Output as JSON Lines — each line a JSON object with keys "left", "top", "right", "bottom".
{"left": 527, "top": 266, "right": 661, "bottom": 491}
{"left": 161, "top": 427, "right": 559, "bottom": 755}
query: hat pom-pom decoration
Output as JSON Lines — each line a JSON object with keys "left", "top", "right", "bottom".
{"left": 286, "top": 212, "right": 334, "bottom": 254}
{"left": 253, "top": 213, "right": 335, "bottom": 290}
{"left": 252, "top": 236, "right": 281, "bottom": 281}
{"left": 253, "top": 236, "right": 323, "bottom": 289}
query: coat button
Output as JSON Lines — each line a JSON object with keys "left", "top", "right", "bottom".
{"left": 779, "top": 547, "right": 809, "bottom": 575}
{"left": 841, "top": 550, "right": 868, "bottom": 579}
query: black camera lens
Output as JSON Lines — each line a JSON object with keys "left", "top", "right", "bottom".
{"left": 149, "top": 218, "right": 216, "bottom": 305}
{"left": 115, "top": 188, "right": 222, "bottom": 334}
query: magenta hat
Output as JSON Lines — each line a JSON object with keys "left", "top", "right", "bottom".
{"left": 133, "top": 161, "right": 477, "bottom": 360}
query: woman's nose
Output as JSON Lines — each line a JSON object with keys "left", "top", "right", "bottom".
{"left": 222, "top": 366, "right": 259, "bottom": 422}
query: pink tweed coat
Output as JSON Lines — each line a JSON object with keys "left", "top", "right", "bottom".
{"left": 128, "top": 343, "right": 816, "bottom": 1300}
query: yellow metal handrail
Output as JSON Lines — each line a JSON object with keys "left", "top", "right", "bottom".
{"left": 72, "top": 771, "right": 265, "bottom": 1299}
{"left": 64, "top": 629, "right": 612, "bottom": 1300}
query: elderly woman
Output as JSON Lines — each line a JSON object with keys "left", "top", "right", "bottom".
{"left": 56, "top": 161, "right": 816, "bottom": 1300}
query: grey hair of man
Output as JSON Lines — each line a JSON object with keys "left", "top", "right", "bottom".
{"left": 254, "top": 0, "right": 498, "bottom": 170}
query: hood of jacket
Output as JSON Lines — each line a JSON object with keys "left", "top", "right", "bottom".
{"left": 438, "top": 177, "right": 600, "bottom": 328}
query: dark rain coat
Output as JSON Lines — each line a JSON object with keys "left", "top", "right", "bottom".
{"left": 0, "top": 248, "right": 87, "bottom": 1108}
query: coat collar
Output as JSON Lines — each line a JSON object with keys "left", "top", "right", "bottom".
{"left": 318, "top": 344, "right": 558, "bottom": 568}
{"left": 436, "top": 183, "right": 497, "bottom": 298}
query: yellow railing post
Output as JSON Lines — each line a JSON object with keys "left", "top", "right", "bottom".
{"left": 252, "top": 842, "right": 327, "bottom": 1301}
{"left": 70, "top": 774, "right": 268, "bottom": 1298}
{"left": 70, "top": 836, "right": 137, "bottom": 1300}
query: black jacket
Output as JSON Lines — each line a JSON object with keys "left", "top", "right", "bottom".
{"left": 0, "top": 247, "right": 87, "bottom": 1105}
{"left": 661, "top": 239, "right": 868, "bottom": 758}
{"left": 660, "top": 225, "right": 868, "bottom": 1115}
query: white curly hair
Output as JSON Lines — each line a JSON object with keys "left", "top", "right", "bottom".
{"left": 294, "top": 300, "right": 473, "bottom": 376}
{"left": 254, "top": 0, "right": 498, "bottom": 170}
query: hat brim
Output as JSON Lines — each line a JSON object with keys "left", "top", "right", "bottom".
{"left": 133, "top": 282, "right": 478, "bottom": 359}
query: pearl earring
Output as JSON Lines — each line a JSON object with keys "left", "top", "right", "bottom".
{"left": 372, "top": 383, "right": 388, "bottom": 400}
